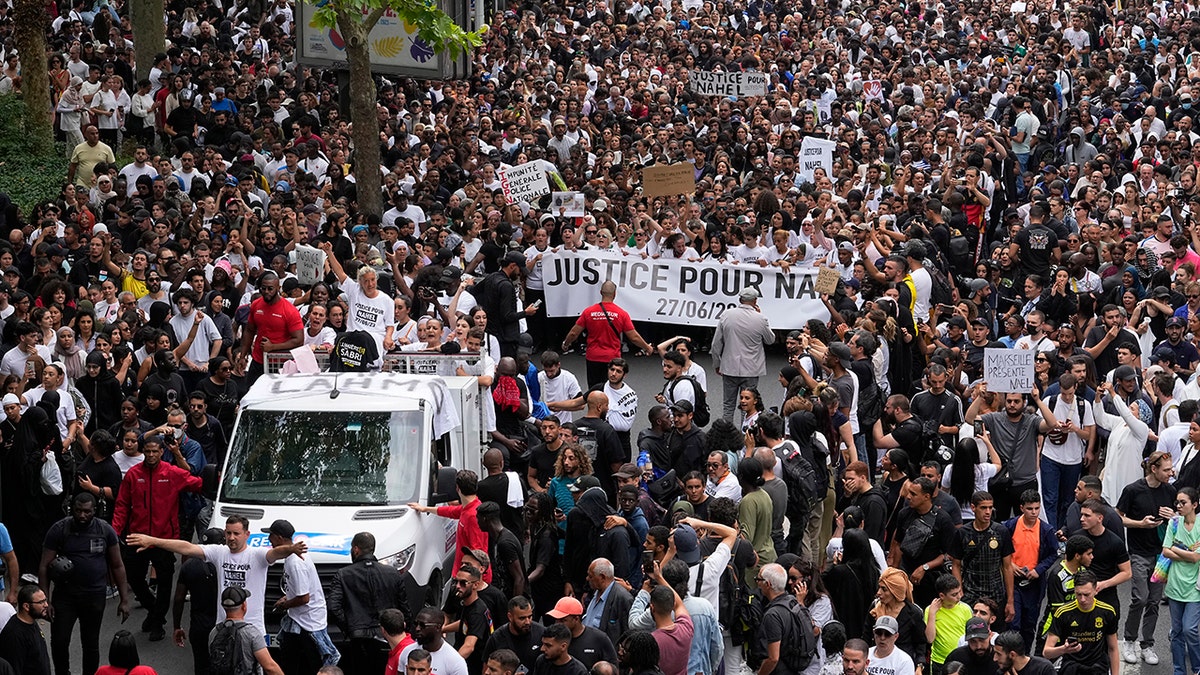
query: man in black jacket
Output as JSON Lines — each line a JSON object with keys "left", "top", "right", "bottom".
{"left": 471, "top": 251, "right": 533, "bottom": 357}
{"left": 328, "top": 532, "right": 412, "bottom": 675}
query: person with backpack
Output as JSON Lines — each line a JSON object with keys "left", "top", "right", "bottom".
{"left": 711, "top": 288, "right": 775, "bottom": 425}
{"left": 753, "top": 563, "right": 817, "bottom": 675}
{"left": 667, "top": 401, "right": 708, "bottom": 479}
{"left": 658, "top": 351, "right": 711, "bottom": 428}
{"left": 208, "top": 586, "right": 283, "bottom": 675}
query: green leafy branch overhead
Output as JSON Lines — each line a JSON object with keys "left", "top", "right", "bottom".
{"left": 309, "top": 0, "right": 485, "bottom": 58}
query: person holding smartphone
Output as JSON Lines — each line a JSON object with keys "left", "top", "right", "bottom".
{"left": 1114, "top": 451, "right": 1177, "bottom": 666}
{"left": 1043, "top": 570, "right": 1120, "bottom": 675}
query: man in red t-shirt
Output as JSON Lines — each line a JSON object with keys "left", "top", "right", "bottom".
{"left": 236, "top": 272, "right": 304, "bottom": 384}
{"left": 560, "top": 281, "right": 655, "bottom": 387}
{"left": 407, "top": 469, "right": 492, "bottom": 582}
{"left": 381, "top": 607, "right": 416, "bottom": 675}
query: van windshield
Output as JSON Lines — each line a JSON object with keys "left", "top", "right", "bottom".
{"left": 221, "top": 409, "right": 425, "bottom": 505}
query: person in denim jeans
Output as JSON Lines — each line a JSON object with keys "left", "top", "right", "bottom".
{"left": 1039, "top": 373, "right": 1095, "bottom": 529}
{"left": 267, "top": 519, "right": 340, "bottom": 671}
{"left": 1162, "top": 487, "right": 1200, "bottom": 675}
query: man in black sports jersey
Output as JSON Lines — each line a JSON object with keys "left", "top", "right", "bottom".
{"left": 1043, "top": 570, "right": 1120, "bottom": 675}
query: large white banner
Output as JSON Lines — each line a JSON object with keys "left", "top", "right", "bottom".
{"left": 542, "top": 250, "right": 830, "bottom": 328}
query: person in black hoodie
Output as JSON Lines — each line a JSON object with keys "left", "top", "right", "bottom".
{"left": 838, "top": 461, "right": 889, "bottom": 545}
{"left": 564, "top": 486, "right": 631, "bottom": 595}
{"left": 77, "top": 350, "right": 122, "bottom": 435}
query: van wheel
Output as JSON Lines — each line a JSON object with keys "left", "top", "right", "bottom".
{"left": 424, "top": 569, "right": 443, "bottom": 606}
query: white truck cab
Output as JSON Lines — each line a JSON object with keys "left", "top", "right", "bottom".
{"left": 211, "top": 372, "right": 487, "bottom": 634}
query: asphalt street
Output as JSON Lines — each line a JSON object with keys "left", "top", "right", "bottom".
{"left": 52, "top": 349, "right": 1172, "bottom": 674}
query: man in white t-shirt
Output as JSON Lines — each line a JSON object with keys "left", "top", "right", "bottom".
{"left": 399, "top": 607, "right": 470, "bottom": 675}
{"left": 267, "top": 519, "right": 341, "bottom": 670}
{"left": 867, "top": 616, "right": 915, "bottom": 675}
{"left": 127, "top": 516, "right": 308, "bottom": 635}
{"left": 324, "top": 244, "right": 395, "bottom": 364}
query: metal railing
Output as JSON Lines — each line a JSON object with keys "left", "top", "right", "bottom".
{"left": 265, "top": 350, "right": 482, "bottom": 374}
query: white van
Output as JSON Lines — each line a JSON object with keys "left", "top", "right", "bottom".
{"left": 211, "top": 372, "right": 487, "bottom": 635}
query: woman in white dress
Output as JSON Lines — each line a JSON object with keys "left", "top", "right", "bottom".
{"left": 1093, "top": 380, "right": 1152, "bottom": 506}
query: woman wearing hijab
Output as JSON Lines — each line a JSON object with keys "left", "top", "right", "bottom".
{"left": 3, "top": 404, "right": 62, "bottom": 574}
{"left": 53, "top": 326, "right": 87, "bottom": 383}
{"left": 867, "top": 567, "right": 929, "bottom": 672}
{"left": 78, "top": 350, "right": 123, "bottom": 435}
{"left": 787, "top": 409, "right": 831, "bottom": 559}
{"left": 57, "top": 76, "right": 86, "bottom": 147}
{"left": 564, "top": 485, "right": 631, "bottom": 593}
{"left": 822, "top": 528, "right": 879, "bottom": 640}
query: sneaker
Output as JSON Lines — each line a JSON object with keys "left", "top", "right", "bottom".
{"left": 1142, "top": 648, "right": 1159, "bottom": 665}
{"left": 148, "top": 628, "right": 165, "bottom": 642}
{"left": 1122, "top": 642, "right": 1139, "bottom": 664}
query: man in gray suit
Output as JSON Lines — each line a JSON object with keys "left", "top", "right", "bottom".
{"left": 711, "top": 288, "right": 775, "bottom": 423}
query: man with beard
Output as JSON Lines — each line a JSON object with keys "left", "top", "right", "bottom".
{"left": 991, "top": 631, "right": 1055, "bottom": 675}
{"left": 945, "top": 618, "right": 1000, "bottom": 675}
{"left": 966, "top": 386, "right": 1058, "bottom": 520}
{"left": 39, "top": 492, "right": 131, "bottom": 675}
{"left": 472, "top": 251, "right": 534, "bottom": 357}
{"left": 448, "top": 563, "right": 494, "bottom": 674}
{"left": 484, "top": 597, "right": 546, "bottom": 672}
{"left": 235, "top": 272, "right": 304, "bottom": 384}
{"left": 0, "top": 585, "right": 53, "bottom": 675}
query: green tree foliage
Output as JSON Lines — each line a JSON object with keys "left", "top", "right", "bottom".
{"left": 0, "top": 95, "right": 69, "bottom": 217}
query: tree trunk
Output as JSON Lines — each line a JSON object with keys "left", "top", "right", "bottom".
{"left": 12, "top": 0, "right": 52, "bottom": 153}
{"left": 131, "top": 0, "right": 164, "bottom": 81}
{"left": 337, "top": 13, "right": 384, "bottom": 219}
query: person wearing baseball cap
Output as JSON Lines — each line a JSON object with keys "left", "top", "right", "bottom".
{"left": 545, "top": 596, "right": 616, "bottom": 668}
{"left": 944, "top": 616, "right": 998, "bottom": 672}
{"left": 208, "top": 585, "right": 284, "bottom": 674}
{"left": 869, "top": 614, "right": 915, "bottom": 675}
{"left": 1159, "top": 315, "right": 1199, "bottom": 376}
{"left": 262, "top": 520, "right": 341, "bottom": 670}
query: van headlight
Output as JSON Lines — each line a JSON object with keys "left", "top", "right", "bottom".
{"left": 380, "top": 544, "right": 417, "bottom": 574}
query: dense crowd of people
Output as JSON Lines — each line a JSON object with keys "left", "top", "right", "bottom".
{"left": 8, "top": 0, "right": 1200, "bottom": 673}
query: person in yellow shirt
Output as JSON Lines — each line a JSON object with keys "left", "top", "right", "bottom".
{"left": 67, "top": 125, "right": 115, "bottom": 189}
{"left": 925, "top": 575, "right": 973, "bottom": 673}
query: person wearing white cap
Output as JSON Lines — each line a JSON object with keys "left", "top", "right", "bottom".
{"left": 710, "top": 287, "right": 775, "bottom": 425}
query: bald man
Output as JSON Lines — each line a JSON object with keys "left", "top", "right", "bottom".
{"left": 561, "top": 281, "right": 655, "bottom": 387}
{"left": 477, "top": 448, "right": 525, "bottom": 534}
{"left": 576, "top": 390, "right": 628, "bottom": 501}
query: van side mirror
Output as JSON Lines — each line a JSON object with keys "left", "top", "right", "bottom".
{"left": 431, "top": 466, "right": 458, "bottom": 505}
{"left": 201, "top": 464, "right": 219, "bottom": 501}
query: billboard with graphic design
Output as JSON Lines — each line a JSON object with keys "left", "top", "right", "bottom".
{"left": 296, "top": 0, "right": 471, "bottom": 79}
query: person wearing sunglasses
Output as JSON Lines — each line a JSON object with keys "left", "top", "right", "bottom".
{"left": 868, "top": 615, "right": 915, "bottom": 675}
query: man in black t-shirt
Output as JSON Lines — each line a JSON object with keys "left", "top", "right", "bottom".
{"left": 451, "top": 564, "right": 495, "bottom": 675}
{"left": 575, "top": 391, "right": 627, "bottom": 500}
{"left": 964, "top": 318, "right": 1005, "bottom": 382}
{"left": 910, "top": 364, "right": 964, "bottom": 450}
{"left": 1114, "top": 452, "right": 1176, "bottom": 663}
{"left": 478, "top": 502, "right": 527, "bottom": 600}
{"left": 1044, "top": 571, "right": 1119, "bottom": 675}
{"left": 483, "top": 597, "right": 546, "bottom": 673}
{"left": 528, "top": 416, "right": 565, "bottom": 492}
{"left": 946, "top": 618, "right": 1000, "bottom": 675}
{"left": 532, "top": 623, "right": 589, "bottom": 675}
{"left": 1083, "top": 305, "right": 1137, "bottom": 377}
{"left": 992, "top": 630, "right": 1056, "bottom": 675}
{"left": 0, "top": 585, "right": 52, "bottom": 675}
{"left": 40, "top": 492, "right": 130, "bottom": 675}
{"left": 1079, "top": 499, "right": 1131, "bottom": 612}
{"left": 173, "top": 528, "right": 222, "bottom": 675}
{"left": 891, "top": 477, "right": 957, "bottom": 606}
{"left": 546, "top": 596, "right": 617, "bottom": 670}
